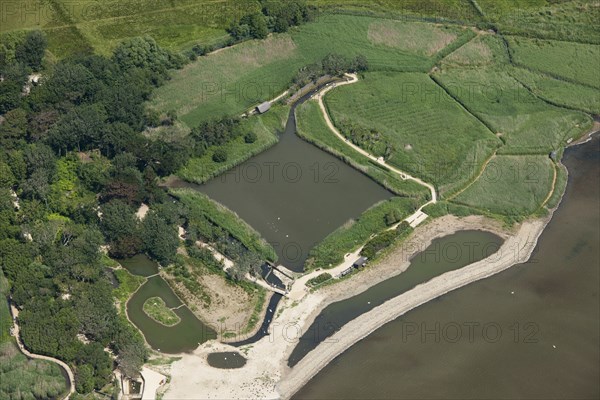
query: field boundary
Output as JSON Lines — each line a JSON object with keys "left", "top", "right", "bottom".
{"left": 429, "top": 75, "right": 499, "bottom": 137}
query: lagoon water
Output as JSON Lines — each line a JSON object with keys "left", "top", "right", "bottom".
{"left": 295, "top": 136, "right": 600, "bottom": 399}
{"left": 120, "top": 255, "right": 216, "bottom": 353}
{"left": 175, "top": 104, "right": 394, "bottom": 272}
{"left": 288, "top": 230, "right": 504, "bottom": 367}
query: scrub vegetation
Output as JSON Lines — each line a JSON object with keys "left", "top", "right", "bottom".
{"left": 171, "top": 189, "right": 277, "bottom": 262}
{"left": 0, "top": 268, "right": 69, "bottom": 399}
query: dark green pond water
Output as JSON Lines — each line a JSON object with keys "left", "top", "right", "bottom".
{"left": 122, "top": 255, "right": 216, "bottom": 353}
{"left": 295, "top": 135, "right": 600, "bottom": 399}
{"left": 206, "top": 352, "right": 247, "bottom": 369}
{"left": 170, "top": 100, "right": 394, "bottom": 272}
{"left": 288, "top": 230, "right": 504, "bottom": 366}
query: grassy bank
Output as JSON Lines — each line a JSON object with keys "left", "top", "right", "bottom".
{"left": 178, "top": 105, "right": 289, "bottom": 184}
{"left": 306, "top": 197, "right": 418, "bottom": 270}
{"left": 113, "top": 268, "right": 145, "bottom": 314}
{"left": 296, "top": 100, "right": 429, "bottom": 199}
{"left": 172, "top": 189, "right": 277, "bottom": 262}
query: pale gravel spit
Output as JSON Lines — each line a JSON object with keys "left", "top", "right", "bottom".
{"left": 162, "top": 214, "right": 549, "bottom": 400}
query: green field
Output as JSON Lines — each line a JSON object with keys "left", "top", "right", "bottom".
{"left": 507, "top": 37, "right": 600, "bottom": 89}
{"left": 178, "top": 105, "right": 289, "bottom": 184}
{"left": 440, "top": 34, "right": 509, "bottom": 68}
{"left": 171, "top": 188, "right": 277, "bottom": 262}
{"left": 1, "top": 0, "right": 484, "bottom": 58}
{"left": 454, "top": 155, "right": 555, "bottom": 217}
{"left": 306, "top": 197, "right": 418, "bottom": 270}
{"left": 296, "top": 100, "right": 430, "bottom": 199}
{"left": 509, "top": 67, "right": 600, "bottom": 115}
{"left": 434, "top": 68, "right": 592, "bottom": 154}
{"left": 477, "top": 0, "right": 600, "bottom": 44}
{"left": 324, "top": 71, "right": 500, "bottom": 194}
{"left": 150, "top": 14, "right": 472, "bottom": 128}
{"left": 312, "top": 0, "right": 481, "bottom": 21}
{"left": 0, "top": 0, "right": 253, "bottom": 57}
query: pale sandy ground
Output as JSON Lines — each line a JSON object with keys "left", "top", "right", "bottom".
{"left": 163, "top": 214, "right": 549, "bottom": 400}
{"left": 141, "top": 367, "right": 167, "bottom": 400}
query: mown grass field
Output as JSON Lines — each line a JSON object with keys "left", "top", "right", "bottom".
{"left": 453, "top": 155, "right": 555, "bottom": 217}
{"left": 171, "top": 188, "right": 277, "bottom": 262}
{"left": 434, "top": 68, "right": 593, "bottom": 154}
{"left": 296, "top": 100, "right": 430, "bottom": 199}
{"left": 324, "top": 71, "right": 500, "bottom": 194}
{"left": 178, "top": 105, "right": 289, "bottom": 184}
{"left": 150, "top": 14, "right": 472, "bottom": 128}
{"left": 306, "top": 197, "right": 418, "bottom": 270}
{"left": 312, "top": 0, "right": 482, "bottom": 21}
{"left": 477, "top": 0, "right": 600, "bottom": 44}
{"left": 1, "top": 0, "right": 484, "bottom": 58}
{"left": 509, "top": 67, "right": 600, "bottom": 115}
{"left": 0, "top": 0, "right": 252, "bottom": 57}
{"left": 507, "top": 37, "right": 600, "bottom": 89}
{"left": 1, "top": 268, "right": 68, "bottom": 399}
{"left": 440, "top": 34, "right": 508, "bottom": 68}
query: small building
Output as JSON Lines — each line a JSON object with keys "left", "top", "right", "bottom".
{"left": 340, "top": 267, "right": 354, "bottom": 278}
{"left": 256, "top": 101, "right": 271, "bottom": 114}
{"left": 353, "top": 257, "right": 368, "bottom": 269}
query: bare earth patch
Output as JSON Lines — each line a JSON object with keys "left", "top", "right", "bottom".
{"left": 163, "top": 270, "right": 261, "bottom": 337}
{"left": 368, "top": 20, "right": 458, "bottom": 56}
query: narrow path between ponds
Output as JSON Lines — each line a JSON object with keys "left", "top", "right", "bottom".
{"left": 10, "top": 304, "right": 75, "bottom": 400}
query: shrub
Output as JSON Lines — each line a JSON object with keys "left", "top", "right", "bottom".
{"left": 244, "top": 131, "right": 257, "bottom": 144}
{"left": 307, "top": 273, "right": 332, "bottom": 287}
{"left": 212, "top": 149, "right": 228, "bottom": 163}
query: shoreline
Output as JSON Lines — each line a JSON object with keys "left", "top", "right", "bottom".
{"left": 162, "top": 213, "right": 550, "bottom": 400}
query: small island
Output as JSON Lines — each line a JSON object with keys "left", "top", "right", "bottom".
{"left": 142, "top": 297, "right": 181, "bottom": 327}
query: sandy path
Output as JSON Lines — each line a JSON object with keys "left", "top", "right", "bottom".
{"left": 163, "top": 214, "right": 549, "bottom": 400}
{"left": 10, "top": 305, "right": 76, "bottom": 399}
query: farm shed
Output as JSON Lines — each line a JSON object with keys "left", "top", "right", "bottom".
{"left": 256, "top": 101, "right": 272, "bottom": 114}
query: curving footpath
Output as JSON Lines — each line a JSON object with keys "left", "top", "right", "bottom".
{"left": 314, "top": 73, "right": 438, "bottom": 206}
{"left": 10, "top": 305, "right": 76, "bottom": 399}
{"left": 287, "top": 73, "right": 439, "bottom": 300}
